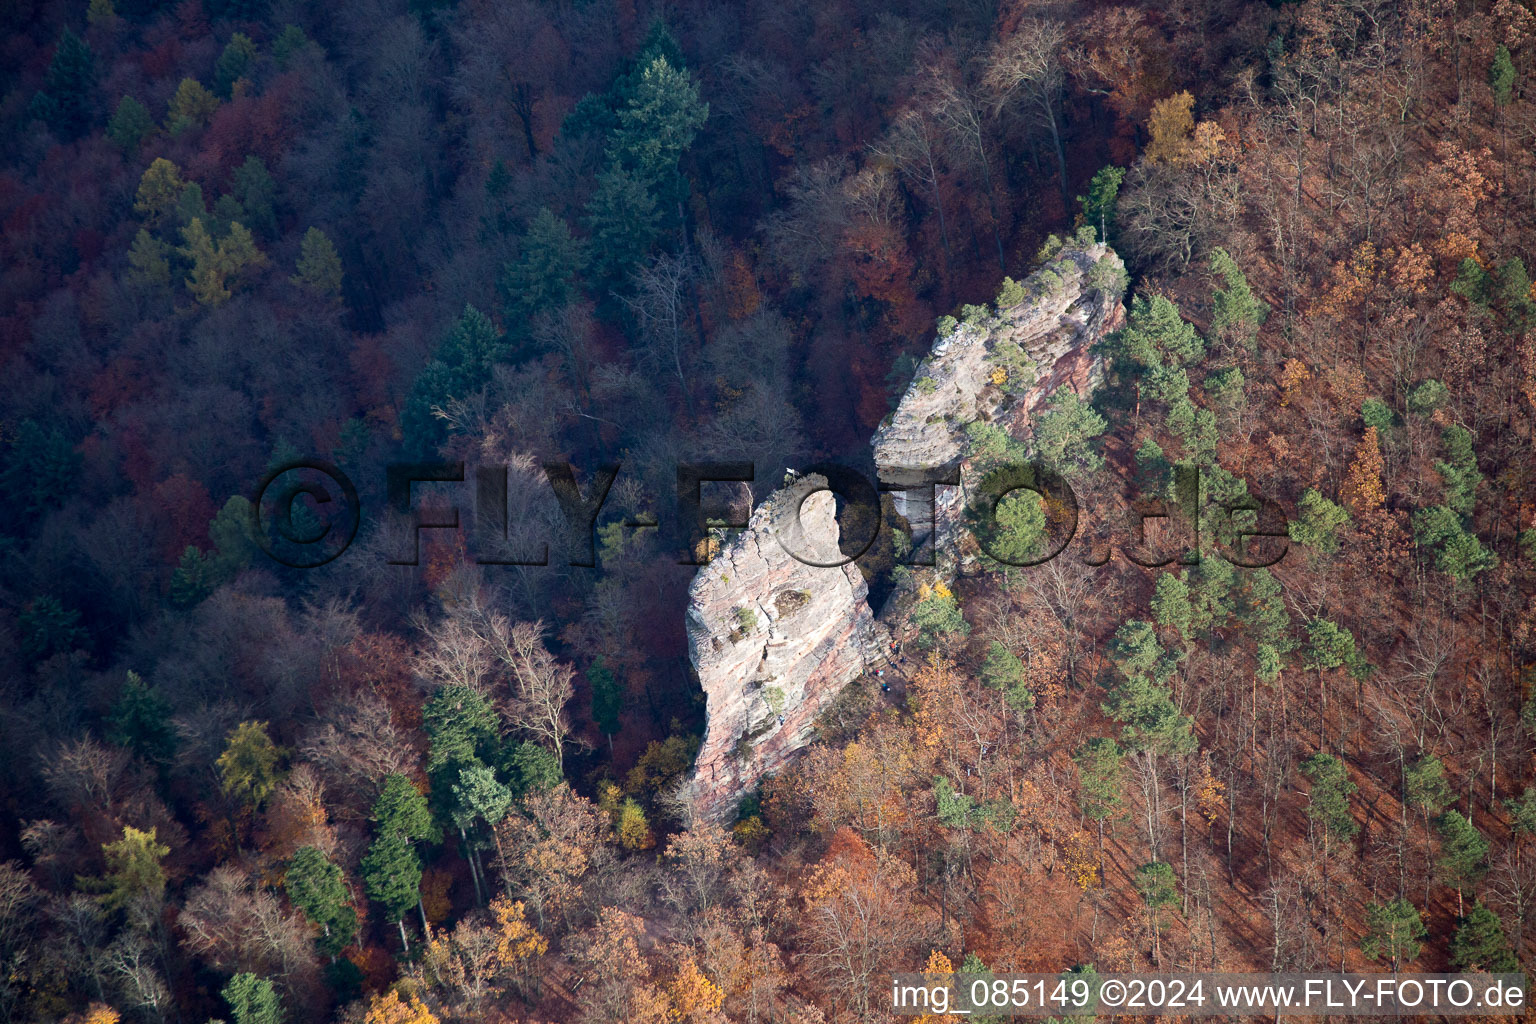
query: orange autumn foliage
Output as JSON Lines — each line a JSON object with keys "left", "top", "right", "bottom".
{"left": 1341, "top": 426, "right": 1386, "bottom": 514}
{"left": 363, "top": 990, "right": 438, "bottom": 1024}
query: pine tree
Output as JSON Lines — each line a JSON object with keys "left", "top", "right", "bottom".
{"left": 588, "top": 658, "right": 624, "bottom": 751}
{"left": 1032, "top": 389, "right": 1107, "bottom": 476}
{"left": 107, "top": 671, "right": 176, "bottom": 763}
{"left": 1450, "top": 901, "right": 1517, "bottom": 972}
{"left": 272, "top": 25, "right": 312, "bottom": 69}
{"left": 1112, "top": 294, "right": 1205, "bottom": 372}
{"left": 1437, "top": 810, "right": 1489, "bottom": 915}
{"left": 984, "top": 489, "right": 1047, "bottom": 566}
{"left": 169, "top": 546, "right": 216, "bottom": 607}
{"left": 30, "top": 30, "right": 97, "bottom": 138}
{"left": 1407, "top": 379, "right": 1450, "bottom": 416}
{"left": 1406, "top": 754, "right": 1452, "bottom": 818}
{"left": 231, "top": 156, "right": 277, "bottom": 236}
{"left": 583, "top": 166, "right": 660, "bottom": 287}
{"left": 423, "top": 687, "right": 499, "bottom": 774}
{"left": 217, "top": 721, "right": 283, "bottom": 807}
{"left": 1413, "top": 504, "right": 1496, "bottom": 583}
{"left": 283, "top": 846, "right": 356, "bottom": 957}
{"left": 909, "top": 583, "right": 969, "bottom": 648}
{"left": 180, "top": 218, "right": 230, "bottom": 305}
{"left": 452, "top": 763, "right": 512, "bottom": 836}
{"left": 1150, "top": 573, "right": 1193, "bottom": 637}
{"left": 18, "top": 596, "right": 87, "bottom": 662}
{"left": 1074, "top": 737, "right": 1124, "bottom": 845}
{"left": 1078, "top": 164, "right": 1125, "bottom": 242}
{"left": 500, "top": 208, "right": 585, "bottom": 318}
{"left": 179, "top": 218, "right": 267, "bottom": 306}
{"left": 372, "top": 773, "right": 436, "bottom": 843}
{"left": 1490, "top": 45, "right": 1516, "bottom": 108}
{"left": 106, "top": 95, "right": 153, "bottom": 153}
{"left": 1288, "top": 489, "right": 1350, "bottom": 554}
{"left": 222, "top": 973, "right": 283, "bottom": 1024}
{"left": 126, "top": 229, "right": 171, "bottom": 288}
{"left": 134, "top": 158, "right": 186, "bottom": 227}
{"left": 1434, "top": 424, "right": 1481, "bottom": 517}
{"left": 1506, "top": 787, "right": 1536, "bottom": 838}
{"left": 445, "top": 761, "right": 508, "bottom": 905}
{"left": 981, "top": 641, "right": 1032, "bottom": 714}
{"left": 214, "top": 34, "right": 257, "bottom": 97}
{"left": 0, "top": 420, "right": 80, "bottom": 521}
{"left": 208, "top": 495, "right": 259, "bottom": 578}
{"left": 609, "top": 54, "right": 707, "bottom": 203}
{"left": 293, "top": 227, "right": 343, "bottom": 296}
{"left": 1304, "top": 619, "right": 1356, "bottom": 673}
{"left": 364, "top": 776, "right": 436, "bottom": 939}
{"left": 436, "top": 304, "right": 507, "bottom": 386}
{"left": 165, "top": 78, "right": 218, "bottom": 135}
{"left": 1208, "top": 248, "right": 1269, "bottom": 351}
{"left": 361, "top": 832, "right": 421, "bottom": 952}
{"left": 1134, "top": 861, "right": 1178, "bottom": 964}
{"left": 1102, "top": 621, "right": 1193, "bottom": 758}
{"left": 1361, "top": 898, "right": 1426, "bottom": 970}
{"left": 1301, "top": 753, "right": 1359, "bottom": 849}
{"left": 174, "top": 181, "right": 207, "bottom": 228}
{"left": 98, "top": 826, "right": 169, "bottom": 915}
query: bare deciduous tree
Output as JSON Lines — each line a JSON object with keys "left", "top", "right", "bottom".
{"left": 985, "top": 19, "right": 1070, "bottom": 204}
{"left": 300, "top": 692, "right": 420, "bottom": 809}
{"left": 478, "top": 617, "right": 576, "bottom": 771}
{"left": 872, "top": 108, "right": 953, "bottom": 273}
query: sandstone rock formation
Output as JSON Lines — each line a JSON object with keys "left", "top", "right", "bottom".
{"left": 686, "top": 239, "right": 1127, "bottom": 822}
{"left": 684, "top": 476, "right": 886, "bottom": 824}
{"left": 873, "top": 238, "right": 1126, "bottom": 574}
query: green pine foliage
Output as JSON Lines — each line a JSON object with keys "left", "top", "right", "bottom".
{"left": 1300, "top": 752, "right": 1359, "bottom": 844}
{"left": 293, "top": 227, "right": 344, "bottom": 295}
{"left": 500, "top": 208, "right": 586, "bottom": 318}
{"left": 1490, "top": 45, "right": 1516, "bottom": 107}
{"left": 1451, "top": 901, "right": 1517, "bottom": 972}
{"left": 1077, "top": 165, "right": 1125, "bottom": 243}
{"left": 1361, "top": 898, "right": 1426, "bottom": 968}
{"left": 1437, "top": 810, "right": 1489, "bottom": 892}
{"left": 1208, "top": 248, "right": 1269, "bottom": 350}
{"left": 284, "top": 846, "right": 356, "bottom": 957}
{"left": 30, "top": 30, "right": 97, "bottom": 138}
{"left": 1032, "top": 389, "right": 1107, "bottom": 476}
{"left": 1074, "top": 737, "right": 1124, "bottom": 824}
{"left": 107, "top": 671, "right": 177, "bottom": 763}
{"left": 1288, "top": 489, "right": 1349, "bottom": 554}
{"left": 106, "top": 95, "right": 153, "bottom": 152}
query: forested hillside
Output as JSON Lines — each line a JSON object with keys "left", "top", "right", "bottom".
{"left": 1, "top": 0, "right": 1535, "bottom": 1022}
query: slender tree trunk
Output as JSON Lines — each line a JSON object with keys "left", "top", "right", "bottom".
{"left": 460, "top": 826, "right": 484, "bottom": 905}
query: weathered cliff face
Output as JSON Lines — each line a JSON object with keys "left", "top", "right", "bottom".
{"left": 872, "top": 240, "right": 1126, "bottom": 573}
{"left": 686, "top": 241, "right": 1127, "bottom": 822}
{"left": 685, "top": 477, "right": 887, "bottom": 823}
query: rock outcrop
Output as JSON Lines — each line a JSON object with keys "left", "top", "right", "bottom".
{"left": 685, "top": 477, "right": 887, "bottom": 823}
{"left": 873, "top": 239, "right": 1126, "bottom": 573}
{"left": 686, "top": 239, "right": 1127, "bottom": 822}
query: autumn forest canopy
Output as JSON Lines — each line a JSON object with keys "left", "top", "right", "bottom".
{"left": 2, "top": 0, "right": 1536, "bottom": 1021}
